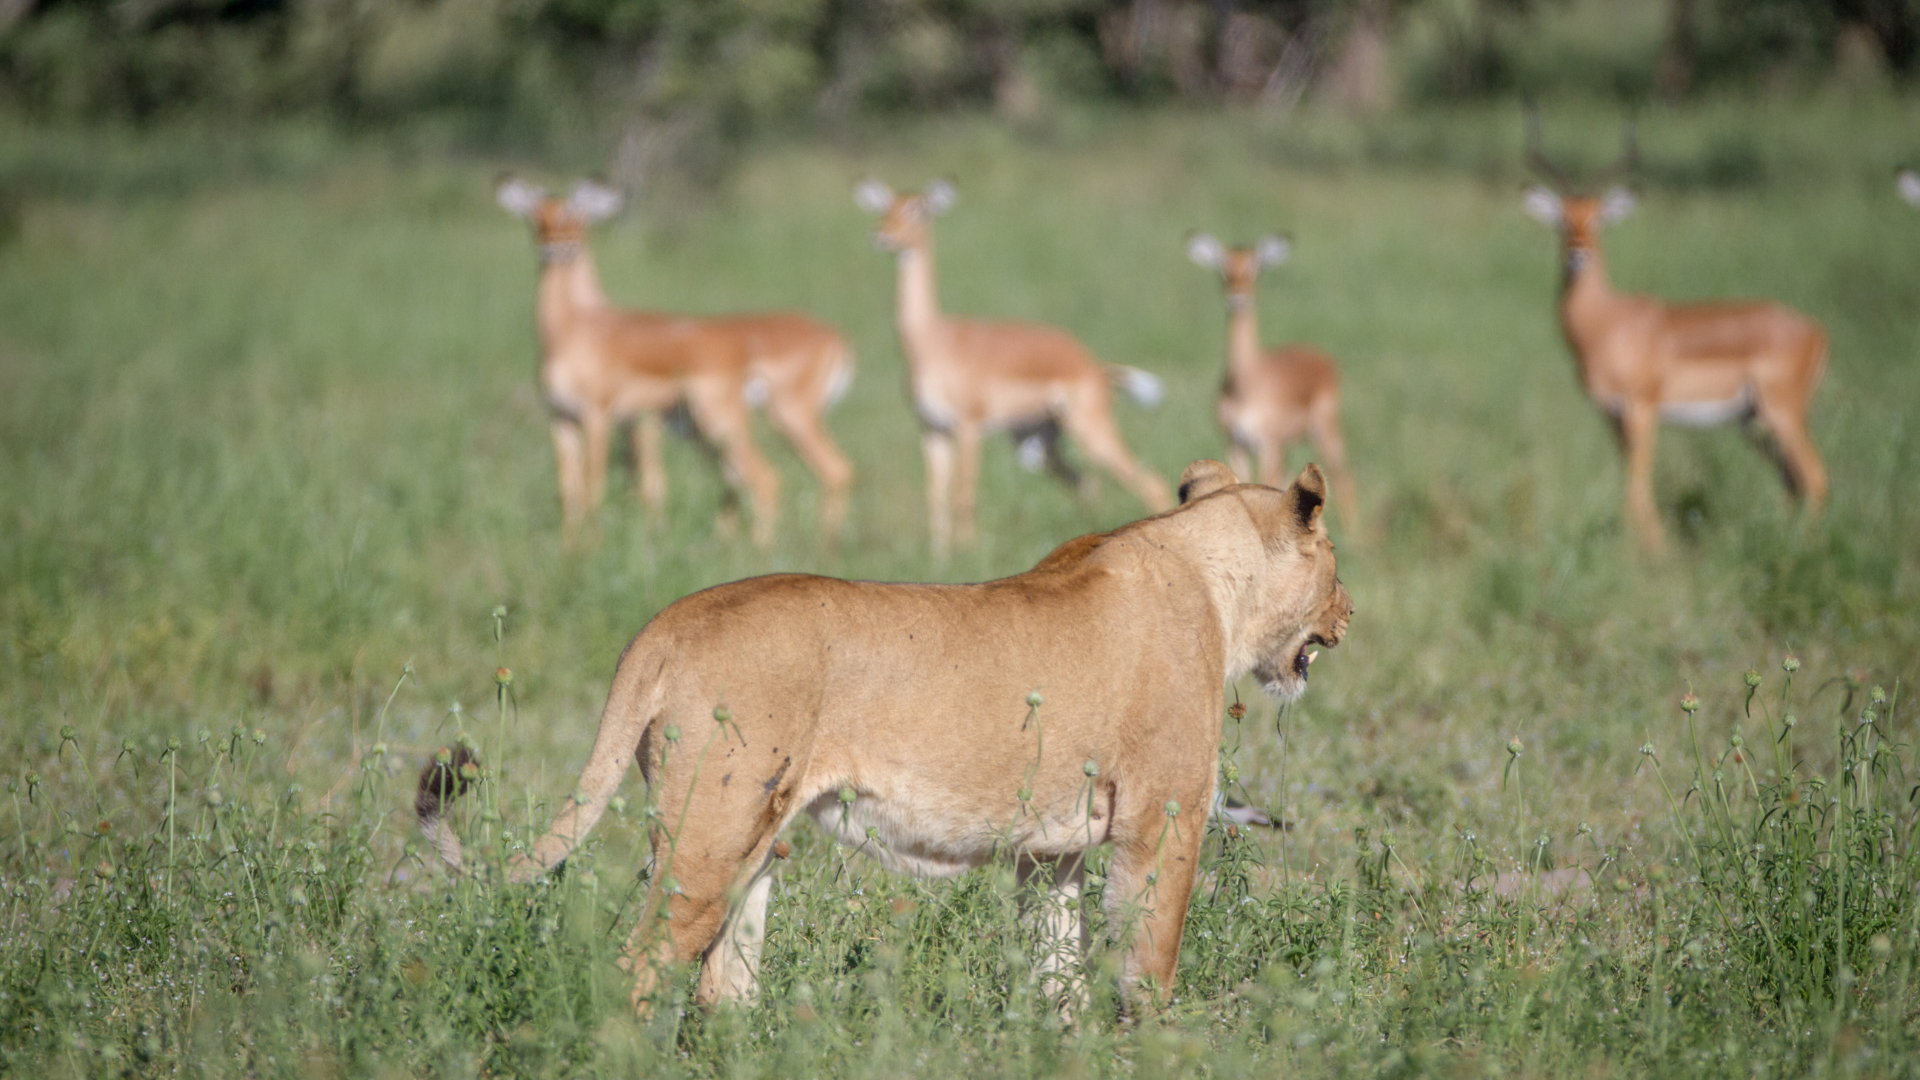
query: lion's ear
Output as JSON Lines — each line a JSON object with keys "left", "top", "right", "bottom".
{"left": 1178, "top": 459, "right": 1238, "bottom": 504}
{"left": 1284, "top": 463, "right": 1327, "bottom": 532}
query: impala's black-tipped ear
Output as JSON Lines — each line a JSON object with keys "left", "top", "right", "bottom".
{"left": 1178, "top": 459, "right": 1239, "bottom": 504}
{"left": 1286, "top": 464, "right": 1327, "bottom": 531}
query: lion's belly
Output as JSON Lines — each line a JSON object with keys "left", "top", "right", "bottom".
{"left": 802, "top": 781, "right": 1114, "bottom": 878}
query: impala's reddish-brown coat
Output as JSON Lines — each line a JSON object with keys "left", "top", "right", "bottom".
{"left": 857, "top": 179, "right": 1173, "bottom": 560}
{"left": 1524, "top": 126, "right": 1828, "bottom": 550}
{"left": 501, "top": 178, "right": 853, "bottom": 549}
{"left": 1187, "top": 232, "right": 1359, "bottom": 533}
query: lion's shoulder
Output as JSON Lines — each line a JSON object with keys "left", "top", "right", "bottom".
{"left": 1029, "top": 532, "right": 1111, "bottom": 572}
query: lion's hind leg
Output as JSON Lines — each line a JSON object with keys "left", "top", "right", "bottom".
{"left": 623, "top": 837, "right": 781, "bottom": 1015}
{"left": 1017, "top": 853, "right": 1091, "bottom": 1022}
{"left": 697, "top": 861, "right": 776, "bottom": 1004}
{"left": 622, "top": 757, "right": 799, "bottom": 1016}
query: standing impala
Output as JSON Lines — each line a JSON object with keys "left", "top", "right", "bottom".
{"left": 1186, "top": 232, "right": 1358, "bottom": 532}
{"left": 855, "top": 179, "right": 1173, "bottom": 559}
{"left": 499, "top": 178, "right": 854, "bottom": 549}
{"left": 1522, "top": 122, "right": 1828, "bottom": 551}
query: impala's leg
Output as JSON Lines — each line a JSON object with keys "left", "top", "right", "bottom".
{"left": 953, "top": 421, "right": 983, "bottom": 550}
{"left": 1102, "top": 782, "right": 1210, "bottom": 1013}
{"left": 632, "top": 410, "right": 668, "bottom": 522}
{"left": 923, "top": 429, "right": 956, "bottom": 563}
{"left": 1754, "top": 382, "right": 1829, "bottom": 512}
{"left": 688, "top": 386, "right": 781, "bottom": 550}
{"left": 767, "top": 396, "right": 854, "bottom": 547}
{"left": 1620, "top": 403, "right": 1666, "bottom": 552}
{"left": 582, "top": 410, "right": 614, "bottom": 515}
{"left": 1225, "top": 442, "right": 1254, "bottom": 489}
{"left": 1017, "top": 853, "right": 1090, "bottom": 1021}
{"left": 1061, "top": 394, "right": 1175, "bottom": 512}
{"left": 551, "top": 418, "right": 589, "bottom": 539}
{"left": 1255, "top": 436, "right": 1285, "bottom": 489}
{"left": 1309, "top": 392, "right": 1361, "bottom": 535}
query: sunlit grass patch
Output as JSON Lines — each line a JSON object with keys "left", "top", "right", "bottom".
{"left": 1, "top": 95, "right": 1918, "bottom": 1075}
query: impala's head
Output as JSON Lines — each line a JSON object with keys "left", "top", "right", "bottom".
{"left": 497, "top": 177, "right": 625, "bottom": 264}
{"left": 1522, "top": 109, "right": 1638, "bottom": 276}
{"left": 1522, "top": 186, "right": 1636, "bottom": 273}
{"left": 1899, "top": 169, "right": 1920, "bottom": 208}
{"left": 1177, "top": 459, "right": 1352, "bottom": 703}
{"left": 1186, "top": 233, "right": 1290, "bottom": 310}
{"left": 855, "top": 178, "right": 954, "bottom": 253}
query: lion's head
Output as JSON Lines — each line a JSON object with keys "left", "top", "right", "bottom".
{"left": 1178, "top": 459, "right": 1352, "bottom": 702}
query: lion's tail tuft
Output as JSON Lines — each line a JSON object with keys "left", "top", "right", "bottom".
{"left": 417, "top": 744, "right": 480, "bottom": 872}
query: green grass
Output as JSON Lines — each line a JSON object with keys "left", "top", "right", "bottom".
{"left": 1, "top": 92, "right": 1918, "bottom": 1077}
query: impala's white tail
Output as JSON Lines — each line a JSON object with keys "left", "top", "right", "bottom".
{"left": 823, "top": 344, "right": 855, "bottom": 409}
{"left": 1109, "top": 365, "right": 1165, "bottom": 408}
{"left": 1017, "top": 435, "right": 1048, "bottom": 473}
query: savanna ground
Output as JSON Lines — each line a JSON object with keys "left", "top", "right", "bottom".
{"left": 1, "top": 92, "right": 1918, "bottom": 1077}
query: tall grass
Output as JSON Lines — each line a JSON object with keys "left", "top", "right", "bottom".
{"left": 2, "top": 93, "right": 1918, "bottom": 1075}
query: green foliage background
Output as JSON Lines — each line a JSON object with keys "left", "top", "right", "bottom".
{"left": 1, "top": 1, "right": 1919, "bottom": 1076}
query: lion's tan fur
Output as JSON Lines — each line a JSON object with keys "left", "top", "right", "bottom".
{"left": 420, "top": 460, "right": 1351, "bottom": 1016}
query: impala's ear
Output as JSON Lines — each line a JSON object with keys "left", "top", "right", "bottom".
{"left": 1598, "top": 186, "right": 1637, "bottom": 224}
{"left": 1899, "top": 169, "right": 1920, "bottom": 208}
{"left": 923, "top": 178, "right": 957, "bottom": 216}
{"left": 1255, "top": 234, "right": 1291, "bottom": 268}
{"left": 497, "top": 177, "right": 547, "bottom": 219}
{"left": 567, "top": 180, "right": 625, "bottom": 223}
{"left": 1284, "top": 464, "right": 1327, "bottom": 533}
{"left": 1177, "top": 459, "right": 1238, "bottom": 504}
{"left": 1186, "top": 232, "right": 1225, "bottom": 270}
{"left": 1522, "top": 185, "right": 1563, "bottom": 226}
{"left": 854, "top": 178, "right": 894, "bottom": 215}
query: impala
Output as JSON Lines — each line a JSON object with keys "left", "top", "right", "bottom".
{"left": 1522, "top": 121, "right": 1828, "bottom": 550}
{"left": 1186, "top": 232, "right": 1358, "bottom": 532}
{"left": 855, "top": 179, "right": 1173, "bottom": 559}
{"left": 499, "top": 177, "right": 854, "bottom": 549}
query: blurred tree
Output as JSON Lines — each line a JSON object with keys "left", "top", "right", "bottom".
{"left": 1834, "top": 0, "right": 1918, "bottom": 70}
{"left": 0, "top": 0, "right": 1908, "bottom": 161}
{"left": 1655, "top": 0, "right": 1697, "bottom": 97}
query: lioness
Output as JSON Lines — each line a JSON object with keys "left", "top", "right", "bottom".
{"left": 418, "top": 460, "right": 1351, "bottom": 1015}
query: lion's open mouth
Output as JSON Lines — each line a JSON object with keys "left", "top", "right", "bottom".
{"left": 1292, "top": 634, "right": 1331, "bottom": 680}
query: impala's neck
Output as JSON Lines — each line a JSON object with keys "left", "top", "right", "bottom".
{"left": 894, "top": 241, "right": 945, "bottom": 359}
{"left": 1225, "top": 296, "right": 1264, "bottom": 383}
{"left": 535, "top": 249, "right": 608, "bottom": 347}
{"left": 1559, "top": 245, "right": 1626, "bottom": 355}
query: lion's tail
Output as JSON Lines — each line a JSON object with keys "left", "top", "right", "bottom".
{"left": 417, "top": 645, "right": 671, "bottom": 880}
{"left": 415, "top": 745, "right": 480, "bottom": 872}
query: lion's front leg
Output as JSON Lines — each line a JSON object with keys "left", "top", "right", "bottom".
{"left": 1103, "top": 781, "right": 1211, "bottom": 1013}
{"left": 1017, "top": 853, "right": 1090, "bottom": 1021}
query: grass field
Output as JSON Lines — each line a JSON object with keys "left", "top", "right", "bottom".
{"left": 2, "top": 93, "right": 1918, "bottom": 1077}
